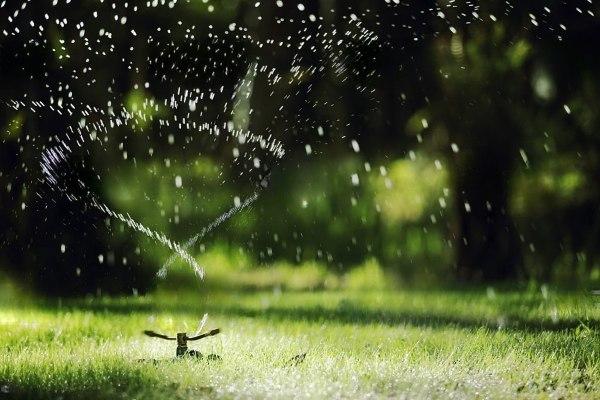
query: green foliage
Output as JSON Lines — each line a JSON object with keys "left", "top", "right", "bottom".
{"left": 101, "top": 151, "right": 453, "bottom": 281}
{"left": 161, "top": 248, "right": 397, "bottom": 291}
{"left": 343, "top": 258, "right": 396, "bottom": 290}
{"left": 512, "top": 158, "right": 587, "bottom": 214}
{"left": 124, "top": 90, "right": 167, "bottom": 131}
{"left": 2, "top": 113, "right": 24, "bottom": 141}
{"left": 105, "top": 157, "right": 232, "bottom": 240}
{"left": 373, "top": 157, "right": 447, "bottom": 224}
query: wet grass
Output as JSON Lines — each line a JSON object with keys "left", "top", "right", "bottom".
{"left": 1, "top": 287, "right": 600, "bottom": 399}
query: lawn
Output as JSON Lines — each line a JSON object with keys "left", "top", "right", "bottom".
{"left": 1, "top": 285, "right": 600, "bottom": 399}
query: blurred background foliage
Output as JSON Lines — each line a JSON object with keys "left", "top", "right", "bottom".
{"left": 1, "top": 0, "right": 600, "bottom": 295}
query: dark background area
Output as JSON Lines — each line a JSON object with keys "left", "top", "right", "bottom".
{"left": 1, "top": 0, "right": 600, "bottom": 295}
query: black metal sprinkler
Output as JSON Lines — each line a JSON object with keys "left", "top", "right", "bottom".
{"left": 144, "top": 328, "right": 221, "bottom": 358}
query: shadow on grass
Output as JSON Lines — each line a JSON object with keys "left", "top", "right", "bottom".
{"left": 36, "top": 293, "right": 600, "bottom": 335}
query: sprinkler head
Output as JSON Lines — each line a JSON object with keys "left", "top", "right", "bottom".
{"left": 144, "top": 328, "right": 221, "bottom": 358}
{"left": 176, "top": 332, "right": 188, "bottom": 357}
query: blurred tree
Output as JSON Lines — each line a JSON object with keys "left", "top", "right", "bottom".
{"left": 430, "top": 23, "right": 527, "bottom": 281}
{"left": 2, "top": 0, "right": 600, "bottom": 292}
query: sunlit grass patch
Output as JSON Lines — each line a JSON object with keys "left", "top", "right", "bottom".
{"left": 1, "top": 288, "right": 599, "bottom": 399}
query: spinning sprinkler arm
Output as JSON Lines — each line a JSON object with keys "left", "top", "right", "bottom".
{"left": 144, "top": 328, "right": 221, "bottom": 357}
{"left": 188, "top": 328, "right": 221, "bottom": 341}
{"left": 143, "top": 330, "right": 176, "bottom": 340}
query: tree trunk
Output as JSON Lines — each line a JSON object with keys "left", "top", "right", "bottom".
{"left": 454, "top": 170, "right": 522, "bottom": 281}
{"left": 452, "top": 123, "right": 523, "bottom": 282}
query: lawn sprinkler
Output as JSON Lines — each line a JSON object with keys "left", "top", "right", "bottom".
{"left": 143, "top": 314, "right": 221, "bottom": 360}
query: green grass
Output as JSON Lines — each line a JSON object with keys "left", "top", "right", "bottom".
{"left": 1, "top": 285, "right": 600, "bottom": 399}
